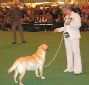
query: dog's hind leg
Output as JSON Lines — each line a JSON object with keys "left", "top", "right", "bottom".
{"left": 35, "top": 69, "right": 40, "bottom": 78}
{"left": 19, "top": 71, "right": 26, "bottom": 85}
{"left": 14, "top": 70, "right": 18, "bottom": 83}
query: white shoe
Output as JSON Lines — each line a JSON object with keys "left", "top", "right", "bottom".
{"left": 64, "top": 69, "right": 73, "bottom": 72}
{"left": 74, "top": 72, "right": 82, "bottom": 75}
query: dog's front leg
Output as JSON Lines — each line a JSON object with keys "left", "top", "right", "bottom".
{"left": 39, "top": 66, "right": 46, "bottom": 79}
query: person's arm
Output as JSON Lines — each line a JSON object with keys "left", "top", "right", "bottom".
{"left": 54, "top": 27, "right": 64, "bottom": 32}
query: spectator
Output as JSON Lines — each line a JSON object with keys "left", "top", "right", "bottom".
{"left": 7, "top": 3, "right": 26, "bottom": 44}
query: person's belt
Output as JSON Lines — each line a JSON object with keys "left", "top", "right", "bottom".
{"left": 64, "top": 32, "right": 70, "bottom": 38}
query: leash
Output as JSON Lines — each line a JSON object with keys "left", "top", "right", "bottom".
{"left": 45, "top": 33, "right": 64, "bottom": 68}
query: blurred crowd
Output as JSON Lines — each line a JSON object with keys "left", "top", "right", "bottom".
{"left": 0, "top": 3, "right": 89, "bottom": 31}
{"left": 80, "top": 4, "right": 89, "bottom": 31}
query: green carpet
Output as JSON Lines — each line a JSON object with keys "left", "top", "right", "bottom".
{"left": 0, "top": 31, "right": 89, "bottom": 85}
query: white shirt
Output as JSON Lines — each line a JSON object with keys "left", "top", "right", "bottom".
{"left": 59, "top": 11, "right": 81, "bottom": 39}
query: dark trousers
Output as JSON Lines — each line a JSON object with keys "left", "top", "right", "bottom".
{"left": 12, "top": 21, "right": 25, "bottom": 43}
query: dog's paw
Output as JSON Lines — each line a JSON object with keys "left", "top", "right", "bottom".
{"left": 15, "top": 80, "right": 18, "bottom": 83}
{"left": 19, "top": 82, "right": 24, "bottom": 85}
{"left": 41, "top": 76, "right": 46, "bottom": 79}
{"left": 14, "top": 79, "right": 18, "bottom": 83}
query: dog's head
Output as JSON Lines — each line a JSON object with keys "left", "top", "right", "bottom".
{"left": 38, "top": 44, "right": 48, "bottom": 51}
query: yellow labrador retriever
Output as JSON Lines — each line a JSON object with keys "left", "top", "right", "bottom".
{"left": 8, "top": 44, "right": 48, "bottom": 85}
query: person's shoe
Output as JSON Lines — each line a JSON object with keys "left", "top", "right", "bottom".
{"left": 12, "top": 42, "right": 16, "bottom": 44}
{"left": 73, "top": 72, "right": 83, "bottom": 75}
{"left": 64, "top": 69, "right": 73, "bottom": 72}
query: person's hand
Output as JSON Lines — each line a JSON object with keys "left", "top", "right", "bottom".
{"left": 54, "top": 28, "right": 60, "bottom": 32}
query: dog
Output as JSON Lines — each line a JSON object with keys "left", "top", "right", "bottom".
{"left": 8, "top": 44, "right": 48, "bottom": 85}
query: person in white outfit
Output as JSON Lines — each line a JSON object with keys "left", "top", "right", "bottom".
{"left": 54, "top": 5, "right": 82, "bottom": 74}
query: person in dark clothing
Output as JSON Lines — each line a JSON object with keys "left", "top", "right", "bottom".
{"left": 8, "top": 3, "right": 26, "bottom": 44}
{"left": 0, "top": 9, "right": 5, "bottom": 30}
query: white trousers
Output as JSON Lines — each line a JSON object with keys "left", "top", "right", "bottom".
{"left": 64, "top": 37, "right": 82, "bottom": 73}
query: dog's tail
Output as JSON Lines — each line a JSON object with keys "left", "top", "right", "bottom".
{"left": 8, "top": 61, "right": 18, "bottom": 74}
